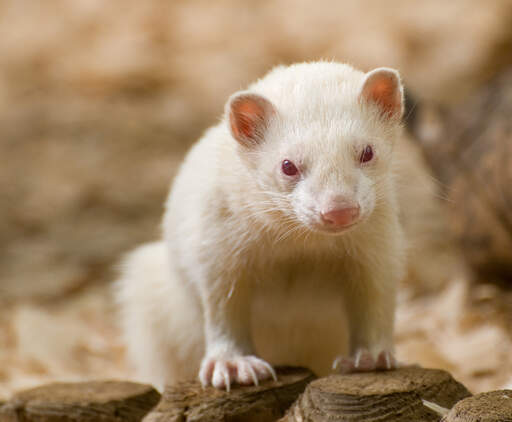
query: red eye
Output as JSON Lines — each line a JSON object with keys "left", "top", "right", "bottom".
{"left": 282, "top": 159, "right": 298, "bottom": 176}
{"left": 360, "top": 145, "right": 374, "bottom": 163}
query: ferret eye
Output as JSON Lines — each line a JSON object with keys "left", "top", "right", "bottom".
{"left": 281, "top": 159, "right": 298, "bottom": 176}
{"left": 360, "top": 145, "right": 374, "bottom": 164}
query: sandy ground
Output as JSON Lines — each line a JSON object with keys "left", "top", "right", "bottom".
{"left": 1, "top": 0, "right": 512, "bottom": 400}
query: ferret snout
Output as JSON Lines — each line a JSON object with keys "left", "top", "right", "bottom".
{"left": 320, "top": 205, "right": 360, "bottom": 228}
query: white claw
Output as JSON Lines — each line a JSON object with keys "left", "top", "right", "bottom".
{"left": 333, "top": 349, "right": 398, "bottom": 374}
{"left": 200, "top": 355, "right": 275, "bottom": 391}
{"left": 247, "top": 363, "right": 259, "bottom": 386}
{"left": 223, "top": 368, "right": 231, "bottom": 392}
{"left": 262, "top": 360, "right": 278, "bottom": 382}
{"left": 199, "top": 359, "right": 212, "bottom": 388}
{"left": 354, "top": 350, "right": 362, "bottom": 368}
{"left": 385, "top": 352, "right": 391, "bottom": 369}
{"left": 332, "top": 356, "right": 342, "bottom": 370}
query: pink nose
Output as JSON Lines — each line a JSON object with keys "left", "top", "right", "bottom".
{"left": 321, "top": 206, "right": 360, "bottom": 227}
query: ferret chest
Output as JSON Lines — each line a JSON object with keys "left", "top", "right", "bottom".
{"left": 250, "top": 248, "right": 346, "bottom": 289}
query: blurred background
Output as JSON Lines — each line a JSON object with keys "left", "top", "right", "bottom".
{"left": 1, "top": 0, "right": 511, "bottom": 399}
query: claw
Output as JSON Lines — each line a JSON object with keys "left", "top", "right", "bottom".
{"left": 376, "top": 350, "right": 397, "bottom": 370}
{"left": 199, "top": 355, "right": 276, "bottom": 391}
{"left": 354, "top": 350, "right": 362, "bottom": 368}
{"left": 224, "top": 369, "right": 231, "bottom": 393}
{"left": 247, "top": 364, "right": 259, "bottom": 386}
{"left": 261, "top": 359, "right": 278, "bottom": 382}
{"left": 199, "top": 358, "right": 214, "bottom": 388}
{"left": 332, "top": 356, "right": 341, "bottom": 370}
{"left": 333, "top": 349, "right": 397, "bottom": 374}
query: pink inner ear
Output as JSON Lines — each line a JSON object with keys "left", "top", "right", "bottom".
{"left": 361, "top": 71, "right": 402, "bottom": 119}
{"left": 230, "top": 100, "right": 264, "bottom": 139}
{"left": 229, "top": 93, "right": 274, "bottom": 147}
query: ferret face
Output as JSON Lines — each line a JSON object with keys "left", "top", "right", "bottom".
{"left": 263, "top": 120, "right": 392, "bottom": 235}
{"left": 227, "top": 63, "right": 404, "bottom": 236}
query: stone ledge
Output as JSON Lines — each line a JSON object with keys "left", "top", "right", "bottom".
{"left": 2, "top": 368, "right": 511, "bottom": 422}
{"left": 0, "top": 381, "right": 160, "bottom": 422}
{"left": 442, "top": 389, "right": 512, "bottom": 422}
{"left": 280, "top": 367, "right": 471, "bottom": 422}
{"left": 144, "top": 366, "right": 315, "bottom": 422}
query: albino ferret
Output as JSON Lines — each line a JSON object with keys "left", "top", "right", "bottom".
{"left": 116, "top": 62, "right": 444, "bottom": 391}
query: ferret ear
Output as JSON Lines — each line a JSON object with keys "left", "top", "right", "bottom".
{"left": 227, "top": 92, "right": 276, "bottom": 148}
{"left": 359, "top": 68, "right": 404, "bottom": 120}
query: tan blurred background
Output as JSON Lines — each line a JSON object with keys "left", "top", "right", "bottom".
{"left": 1, "top": 0, "right": 512, "bottom": 399}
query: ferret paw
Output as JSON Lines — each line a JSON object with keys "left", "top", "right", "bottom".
{"left": 332, "top": 349, "right": 397, "bottom": 373}
{"left": 199, "top": 355, "right": 277, "bottom": 391}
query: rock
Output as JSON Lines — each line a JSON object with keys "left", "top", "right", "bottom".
{"left": 0, "top": 381, "right": 160, "bottom": 422}
{"left": 143, "top": 366, "right": 315, "bottom": 422}
{"left": 280, "top": 367, "right": 471, "bottom": 422}
{"left": 442, "top": 390, "right": 512, "bottom": 422}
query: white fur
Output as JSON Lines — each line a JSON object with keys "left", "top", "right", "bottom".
{"left": 115, "top": 62, "right": 409, "bottom": 391}
{"left": 115, "top": 242, "right": 204, "bottom": 388}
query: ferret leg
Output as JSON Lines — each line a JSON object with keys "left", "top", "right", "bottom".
{"left": 334, "top": 272, "right": 398, "bottom": 373}
{"left": 198, "top": 277, "right": 276, "bottom": 391}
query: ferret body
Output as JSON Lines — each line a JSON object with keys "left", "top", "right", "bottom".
{"left": 116, "top": 62, "right": 414, "bottom": 391}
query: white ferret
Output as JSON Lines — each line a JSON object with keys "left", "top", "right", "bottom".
{"left": 115, "top": 61, "right": 447, "bottom": 391}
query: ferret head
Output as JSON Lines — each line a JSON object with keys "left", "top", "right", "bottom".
{"left": 226, "top": 62, "right": 404, "bottom": 236}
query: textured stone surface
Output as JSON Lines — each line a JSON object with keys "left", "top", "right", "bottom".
{"left": 144, "top": 366, "right": 315, "bottom": 422}
{"left": 0, "top": 381, "right": 160, "bottom": 422}
{"left": 281, "top": 367, "right": 471, "bottom": 422}
{"left": 443, "top": 390, "right": 512, "bottom": 422}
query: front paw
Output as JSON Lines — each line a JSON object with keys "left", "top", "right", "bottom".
{"left": 199, "top": 355, "right": 277, "bottom": 391}
{"left": 332, "top": 349, "right": 397, "bottom": 373}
